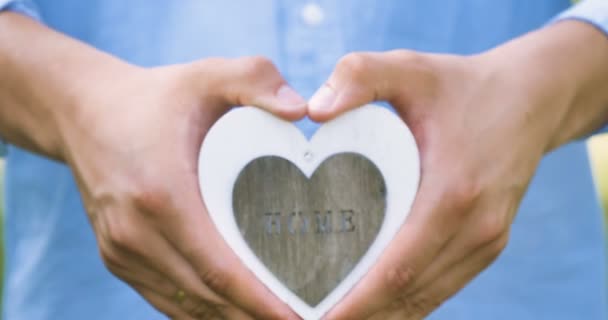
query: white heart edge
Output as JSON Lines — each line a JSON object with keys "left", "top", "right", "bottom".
{"left": 198, "top": 105, "right": 420, "bottom": 320}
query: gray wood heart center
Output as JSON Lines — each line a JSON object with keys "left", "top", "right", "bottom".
{"left": 232, "top": 152, "right": 386, "bottom": 306}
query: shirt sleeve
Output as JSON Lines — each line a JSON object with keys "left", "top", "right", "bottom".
{"left": 0, "top": 1, "right": 41, "bottom": 156}
{"left": 557, "top": 0, "right": 608, "bottom": 36}
{"left": 555, "top": 0, "right": 608, "bottom": 135}
{"left": 0, "top": 0, "right": 40, "bottom": 20}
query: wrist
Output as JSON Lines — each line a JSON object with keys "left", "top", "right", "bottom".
{"left": 0, "top": 12, "right": 143, "bottom": 161}
{"left": 479, "top": 20, "right": 608, "bottom": 152}
{"left": 52, "top": 56, "right": 143, "bottom": 163}
{"left": 473, "top": 45, "right": 569, "bottom": 155}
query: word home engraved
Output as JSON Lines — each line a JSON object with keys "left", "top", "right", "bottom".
{"left": 261, "top": 209, "right": 357, "bottom": 235}
{"left": 233, "top": 152, "right": 387, "bottom": 306}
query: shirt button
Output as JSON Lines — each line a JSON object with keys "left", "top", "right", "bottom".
{"left": 301, "top": 3, "right": 325, "bottom": 27}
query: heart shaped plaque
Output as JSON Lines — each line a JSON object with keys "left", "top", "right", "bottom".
{"left": 198, "top": 105, "right": 419, "bottom": 319}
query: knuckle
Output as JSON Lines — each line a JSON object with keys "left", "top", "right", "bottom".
{"left": 239, "top": 56, "right": 278, "bottom": 79}
{"left": 386, "top": 264, "right": 417, "bottom": 293}
{"left": 440, "top": 178, "right": 482, "bottom": 216}
{"left": 387, "top": 49, "right": 425, "bottom": 66}
{"left": 186, "top": 57, "right": 230, "bottom": 87}
{"left": 336, "top": 52, "right": 372, "bottom": 81}
{"left": 191, "top": 306, "right": 220, "bottom": 320}
{"left": 392, "top": 294, "right": 441, "bottom": 318}
{"left": 200, "top": 267, "right": 232, "bottom": 295}
{"left": 107, "top": 228, "right": 131, "bottom": 251}
{"left": 256, "top": 308, "right": 293, "bottom": 320}
{"left": 104, "top": 218, "right": 140, "bottom": 253}
{"left": 129, "top": 184, "right": 171, "bottom": 219}
{"left": 182, "top": 301, "right": 204, "bottom": 318}
{"left": 476, "top": 214, "right": 508, "bottom": 247}
{"left": 189, "top": 57, "right": 231, "bottom": 77}
{"left": 487, "top": 230, "right": 510, "bottom": 258}
{"left": 99, "top": 247, "right": 124, "bottom": 271}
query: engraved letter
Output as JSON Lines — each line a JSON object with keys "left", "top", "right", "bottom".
{"left": 264, "top": 212, "right": 281, "bottom": 235}
{"left": 315, "top": 210, "right": 333, "bottom": 234}
{"left": 288, "top": 211, "right": 309, "bottom": 234}
{"left": 340, "top": 209, "right": 356, "bottom": 232}
{"left": 287, "top": 211, "right": 297, "bottom": 235}
{"left": 300, "top": 213, "right": 310, "bottom": 234}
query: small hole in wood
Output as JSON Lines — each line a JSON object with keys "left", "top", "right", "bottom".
{"left": 304, "top": 151, "right": 314, "bottom": 162}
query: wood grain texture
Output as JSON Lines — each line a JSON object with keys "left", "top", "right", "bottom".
{"left": 233, "top": 152, "right": 386, "bottom": 306}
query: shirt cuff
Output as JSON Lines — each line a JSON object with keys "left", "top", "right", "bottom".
{"left": 555, "top": 0, "right": 608, "bottom": 135}
{"left": 556, "top": 0, "right": 608, "bottom": 36}
{"left": 0, "top": 0, "right": 41, "bottom": 20}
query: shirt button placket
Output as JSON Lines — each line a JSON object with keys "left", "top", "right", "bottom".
{"left": 301, "top": 2, "right": 325, "bottom": 27}
{"left": 283, "top": 1, "right": 344, "bottom": 98}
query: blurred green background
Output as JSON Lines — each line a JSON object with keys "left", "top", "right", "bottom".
{"left": 0, "top": 158, "right": 4, "bottom": 300}
{"left": 589, "top": 134, "right": 608, "bottom": 216}
{"left": 0, "top": 158, "right": 4, "bottom": 295}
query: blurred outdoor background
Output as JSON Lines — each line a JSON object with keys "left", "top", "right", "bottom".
{"left": 590, "top": 134, "right": 608, "bottom": 216}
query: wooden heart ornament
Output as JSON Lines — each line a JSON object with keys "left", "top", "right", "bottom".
{"left": 198, "top": 105, "right": 420, "bottom": 319}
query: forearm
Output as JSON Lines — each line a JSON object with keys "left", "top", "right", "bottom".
{"left": 0, "top": 12, "right": 136, "bottom": 160}
{"left": 481, "top": 20, "right": 608, "bottom": 152}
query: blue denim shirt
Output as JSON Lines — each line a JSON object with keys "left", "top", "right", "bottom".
{"left": 1, "top": 1, "right": 607, "bottom": 319}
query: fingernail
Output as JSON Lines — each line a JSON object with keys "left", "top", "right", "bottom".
{"left": 309, "top": 84, "right": 337, "bottom": 113}
{"left": 276, "top": 84, "right": 306, "bottom": 108}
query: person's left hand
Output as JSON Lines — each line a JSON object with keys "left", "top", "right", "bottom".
{"left": 307, "top": 21, "right": 608, "bottom": 320}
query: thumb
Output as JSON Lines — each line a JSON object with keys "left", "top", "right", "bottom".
{"left": 203, "top": 56, "right": 307, "bottom": 121}
{"left": 308, "top": 50, "right": 435, "bottom": 122}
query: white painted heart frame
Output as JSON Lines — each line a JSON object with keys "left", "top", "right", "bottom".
{"left": 198, "top": 105, "right": 420, "bottom": 320}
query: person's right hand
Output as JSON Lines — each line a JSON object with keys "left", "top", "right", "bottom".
{"left": 59, "top": 56, "right": 306, "bottom": 319}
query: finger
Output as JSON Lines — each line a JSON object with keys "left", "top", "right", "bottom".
{"left": 392, "top": 232, "right": 508, "bottom": 319}
{"left": 215, "top": 307, "right": 257, "bottom": 320}
{"left": 97, "top": 212, "right": 228, "bottom": 309}
{"left": 149, "top": 238, "right": 256, "bottom": 320}
{"left": 362, "top": 234, "right": 506, "bottom": 320}
{"left": 131, "top": 229, "right": 227, "bottom": 306}
{"left": 325, "top": 171, "right": 478, "bottom": 320}
{"left": 409, "top": 232, "right": 508, "bottom": 301}
{"left": 401, "top": 200, "right": 515, "bottom": 296}
{"left": 194, "top": 56, "right": 307, "bottom": 121}
{"left": 101, "top": 242, "right": 212, "bottom": 316}
{"left": 157, "top": 178, "right": 300, "bottom": 320}
{"left": 188, "top": 302, "right": 224, "bottom": 320}
{"left": 134, "top": 285, "right": 201, "bottom": 320}
{"left": 111, "top": 258, "right": 252, "bottom": 320}
{"left": 95, "top": 208, "right": 255, "bottom": 318}
{"left": 309, "top": 50, "right": 436, "bottom": 122}
{"left": 366, "top": 306, "right": 424, "bottom": 320}
{"left": 111, "top": 265, "right": 203, "bottom": 316}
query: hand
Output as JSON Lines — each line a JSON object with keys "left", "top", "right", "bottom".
{"left": 308, "top": 21, "right": 608, "bottom": 320}
{"left": 0, "top": 14, "right": 307, "bottom": 320}
{"left": 61, "top": 57, "right": 306, "bottom": 319}
{"left": 309, "top": 50, "right": 531, "bottom": 320}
